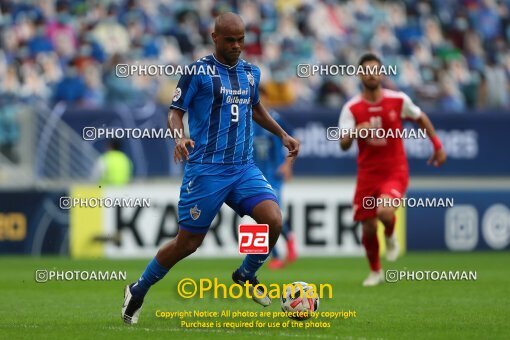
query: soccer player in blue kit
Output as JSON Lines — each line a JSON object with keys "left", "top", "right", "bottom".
{"left": 122, "top": 12, "right": 299, "bottom": 324}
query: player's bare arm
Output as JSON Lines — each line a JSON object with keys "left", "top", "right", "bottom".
{"left": 252, "top": 102, "right": 300, "bottom": 159}
{"left": 168, "top": 108, "right": 194, "bottom": 163}
{"left": 415, "top": 112, "right": 447, "bottom": 167}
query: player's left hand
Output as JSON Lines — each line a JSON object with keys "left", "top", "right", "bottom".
{"left": 282, "top": 134, "right": 300, "bottom": 159}
{"left": 174, "top": 138, "right": 195, "bottom": 163}
{"left": 428, "top": 148, "right": 447, "bottom": 167}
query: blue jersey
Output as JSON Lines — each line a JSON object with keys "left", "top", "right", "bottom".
{"left": 253, "top": 111, "right": 288, "bottom": 189}
{"left": 170, "top": 54, "right": 260, "bottom": 165}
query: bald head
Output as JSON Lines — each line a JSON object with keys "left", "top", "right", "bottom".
{"left": 212, "top": 12, "right": 245, "bottom": 66}
{"left": 214, "top": 12, "right": 244, "bottom": 34}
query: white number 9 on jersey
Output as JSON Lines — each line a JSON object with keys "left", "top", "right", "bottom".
{"left": 231, "top": 104, "right": 239, "bottom": 122}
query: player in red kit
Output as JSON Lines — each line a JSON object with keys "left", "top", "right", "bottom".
{"left": 338, "top": 53, "right": 446, "bottom": 286}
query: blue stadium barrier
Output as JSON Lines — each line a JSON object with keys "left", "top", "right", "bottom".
{"left": 59, "top": 105, "right": 510, "bottom": 177}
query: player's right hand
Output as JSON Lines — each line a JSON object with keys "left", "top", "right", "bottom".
{"left": 282, "top": 134, "right": 300, "bottom": 159}
{"left": 174, "top": 138, "right": 195, "bottom": 163}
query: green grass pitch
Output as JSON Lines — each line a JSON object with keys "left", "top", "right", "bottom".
{"left": 1, "top": 252, "right": 508, "bottom": 339}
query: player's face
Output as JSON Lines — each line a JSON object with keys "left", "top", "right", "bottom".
{"left": 213, "top": 26, "right": 245, "bottom": 65}
{"left": 360, "top": 60, "right": 382, "bottom": 91}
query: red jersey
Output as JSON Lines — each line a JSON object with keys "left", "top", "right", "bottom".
{"left": 338, "top": 89, "right": 422, "bottom": 175}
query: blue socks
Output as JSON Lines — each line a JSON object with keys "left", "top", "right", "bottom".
{"left": 131, "top": 254, "right": 270, "bottom": 298}
{"left": 238, "top": 253, "right": 271, "bottom": 279}
{"left": 130, "top": 257, "right": 169, "bottom": 298}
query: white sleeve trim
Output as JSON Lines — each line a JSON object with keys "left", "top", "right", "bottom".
{"left": 339, "top": 105, "right": 355, "bottom": 130}
{"left": 400, "top": 92, "right": 421, "bottom": 120}
{"left": 170, "top": 104, "right": 187, "bottom": 112}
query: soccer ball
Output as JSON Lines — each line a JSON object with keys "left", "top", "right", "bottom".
{"left": 280, "top": 281, "right": 319, "bottom": 320}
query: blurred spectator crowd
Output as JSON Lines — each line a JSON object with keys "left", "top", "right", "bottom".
{"left": 1, "top": 0, "right": 510, "bottom": 112}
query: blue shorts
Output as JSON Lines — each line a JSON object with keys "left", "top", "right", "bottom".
{"left": 178, "top": 162, "right": 279, "bottom": 233}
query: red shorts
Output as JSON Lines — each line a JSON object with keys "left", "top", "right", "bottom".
{"left": 353, "top": 171, "right": 409, "bottom": 221}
